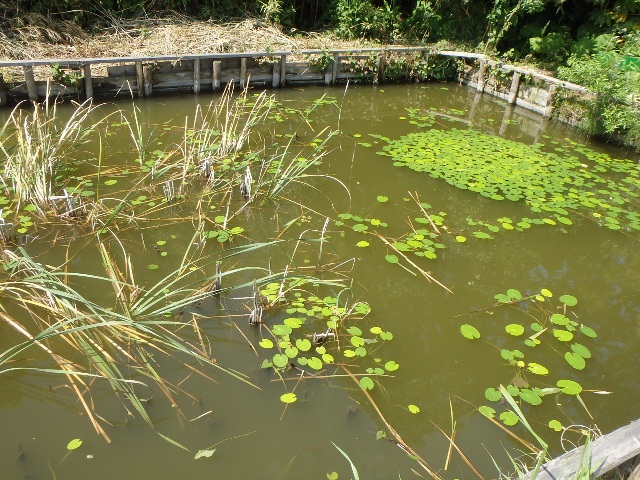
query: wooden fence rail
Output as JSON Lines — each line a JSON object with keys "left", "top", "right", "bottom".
{"left": 0, "top": 48, "right": 590, "bottom": 122}
{"left": 524, "top": 420, "right": 640, "bottom": 480}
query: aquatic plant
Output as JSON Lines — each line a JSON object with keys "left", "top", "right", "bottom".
{"left": 460, "top": 288, "right": 601, "bottom": 445}
{"left": 377, "top": 121, "right": 640, "bottom": 232}
{"left": 0, "top": 238, "right": 301, "bottom": 443}
{"left": 0, "top": 97, "right": 104, "bottom": 207}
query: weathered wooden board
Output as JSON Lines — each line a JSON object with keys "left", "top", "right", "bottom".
{"left": 524, "top": 420, "right": 640, "bottom": 480}
{"left": 0, "top": 48, "right": 593, "bottom": 124}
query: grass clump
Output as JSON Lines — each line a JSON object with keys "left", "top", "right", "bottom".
{"left": 0, "top": 97, "right": 104, "bottom": 207}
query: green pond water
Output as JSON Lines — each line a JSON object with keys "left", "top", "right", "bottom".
{"left": 0, "top": 83, "right": 639, "bottom": 479}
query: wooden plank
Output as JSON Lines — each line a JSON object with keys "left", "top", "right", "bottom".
{"left": 331, "top": 53, "right": 339, "bottom": 85}
{"left": 212, "top": 61, "right": 221, "bottom": 90}
{"left": 0, "top": 51, "right": 291, "bottom": 68}
{"left": 193, "top": 58, "right": 200, "bottom": 93}
{"left": 23, "top": 66, "right": 38, "bottom": 101}
{"left": 272, "top": 58, "right": 280, "bottom": 88}
{"left": 544, "top": 84, "right": 558, "bottom": 119}
{"left": 135, "top": 61, "right": 144, "bottom": 97}
{"left": 143, "top": 65, "right": 153, "bottom": 96}
{"left": 440, "top": 50, "right": 487, "bottom": 59}
{"left": 376, "top": 51, "right": 386, "bottom": 84}
{"left": 279, "top": 54, "right": 286, "bottom": 88}
{"left": 476, "top": 59, "right": 487, "bottom": 93}
{"left": 524, "top": 420, "right": 640, "bottom": 480}
{"left": 508, "top": 71, "right": 521, "bottom": 105}
{"left": 240, "top": 57, "right": 247, "bottom": 88}
{"left": 0, "top": 73, "right": 7, "bottom": 106}
{"left": 83, "top": 64, "right": 93, "bottom": 99}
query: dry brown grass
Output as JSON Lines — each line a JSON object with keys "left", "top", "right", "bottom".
{"left": 0, "top": 15, "right": 382, "bottom": 62}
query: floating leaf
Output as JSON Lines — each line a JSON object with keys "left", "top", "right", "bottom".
{"left": 147, "top": 264, "right": 159, "bottom": 270}
{"left": 550, "top": 313, "right": 569, "bottom": 325}
{"left": 356, "top": 240, "right": 370, "bottom": 247}
{"left": 479, "top": 406, "right": 496, "bottom": 418}
{"left": 507, "top": 289, "right": 522, "bottom": 300}
{"left": 272, "top": 324, "right": 293, "bottom": 336}
{"left": 408, "top": 404, "right": 420, "bottom": 414}
{"left": 347, "top": 326, "right": 363, "bottom": 336}
{"left": 559, "top": 294, "right": 578, "bottom": 306}
{"left": 500, "top": 411, "right": 519, "bottom": 426}
{"left": 284, "top": 317, "right": 303, "bottom": 329}
{"left": 296, "top": 339, "right": 312, "bottom": 351}
{"left": 549, "top": 420, "right": 563, "bottom": 432}
{"left": 580, "top": 325, "right": 597, "bottom": 338}
{"left": 494, "top": 293, "right": 511, "bottom": 303}
{"left": 379, "top": 331, "right": 393, "bottom": 341}
{"left": 505, "top": 324, "right": 525, "bottom": 336}
{"left": 384, "top": 361, "right": 399, "bottom": 372}
{"left": 259, "top": 339, "right": 274, "bottom": 349}
{"left": 285, "top": 346, "right": 299, "bottom": 358}
{"left": 519, "top": 389, "right": 542, "bottom": 405}
{"left": 557, "top": 379, "right": 582, "bottom": 395}
{"left": 565, "top": 352, "right": 586, "bottom": 370}
{"left": 67, "top": 439, "right": 82, "bottom": 451}
{"left": 455, "top": 235, "right": 467, "bottom": 242}
{"left": 541, "top": 288, "right": 553, "bottom": 297}
{"left": 307, "top": 357, "right": 323, "bottom": 370}
{"left": 460, "top": 324, "right": 480, "bottom": 339}
{"left": 280, "top": 393, "right": 297, "bottom": 404}
{"left": 485, "top": 387, "right": 502, "bottom": 402}
{"left": 527, "top": 363, "right": 549, "bottom": 375}
{"left": 385, "top": 254, "right": 399, "bottom": 264}
{"left": 104, "top": 179, "right": 118, "bottom": 186}
{"left": 273, "top": 354, "right": 289, "bottom": 368}
{"left": 360, "top": 377, "right": 375, "bottom": 390}
{"left": 554, "top": 329, "right": 574, "bottom": 342}
{"left": 376, "top": 196, "right": 389, "bottom": 203}
{"left": 571, "top": 343, "right": 591, "bottom": 359}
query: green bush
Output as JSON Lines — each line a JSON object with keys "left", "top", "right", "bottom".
{"left": 558, "top": 53, "right": 640, "bottom": 149}
{"left": 333, "top": 0, "right": 402, "bottom": 41}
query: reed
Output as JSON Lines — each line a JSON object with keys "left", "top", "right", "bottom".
{"left": 0, "top": 96, "right": 104, "bottom": 207}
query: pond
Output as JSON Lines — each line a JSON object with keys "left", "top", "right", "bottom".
{"left": 0, "top": 82, "right": 639, "bottom": 479}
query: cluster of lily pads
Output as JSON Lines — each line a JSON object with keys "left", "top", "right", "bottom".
{"left": 256, "top": 281, "right": 397, "bottom": 402}
{"left": 460, "top": 288, "right": 599, "bottom": 433}
{"left": 375, "top": 111, "right": 640, "bottom": 232}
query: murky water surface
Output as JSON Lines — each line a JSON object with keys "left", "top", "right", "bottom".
{"left": 1, "top": 83, "right": 639, "bottom": 479}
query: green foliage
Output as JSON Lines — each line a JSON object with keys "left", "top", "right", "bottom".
{"left": 558, "top": 52, "right": 640, "bottom": 149}
{"left": 468, "top": 288, "right": 600, "bottom": 435}
{"left": 333, "top": 0, "right": 403, "bottom": 41}
{"left": 378, "top": 122, "right": 640, "bottom": 232}
{"left": 529, "top": 30, "right": 570, "bottom": 64}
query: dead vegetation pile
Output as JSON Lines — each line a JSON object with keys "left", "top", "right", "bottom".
{"left": 0, "top": 14, "right": 377, "bottom": 62}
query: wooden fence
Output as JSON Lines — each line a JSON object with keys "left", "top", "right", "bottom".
{"left": 524, "top": 419, "right": 640, "bottom": 480}
{"left": 0, "top": 48, "right": 588, "bottom": 122}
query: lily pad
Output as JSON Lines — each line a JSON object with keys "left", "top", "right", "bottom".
{"left": 460, "top": 324, "right": 480, "bottom": 340}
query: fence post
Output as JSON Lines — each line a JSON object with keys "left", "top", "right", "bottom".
{"left": 24, "top": 66, "right": 38, "bottom": 101}
{"left": 544, "top": 84, "right": 558, "bottom": 119}
{"left": 83, "top": 64, "right": 93, "bottom": 100}
{"left": 476, "top": 59, "right": 487, "bottom": 93}
{"left": 0, "top": 73, "right": 7, "bottom": 106}
{"left": 212, "top": 61, "right": 221, "bottom": 90}
{"left": 508, "top": 71, "right": 521, "bottom": 105}
{"left": 193, "top": 58, "right": 200, "bottom": 93}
